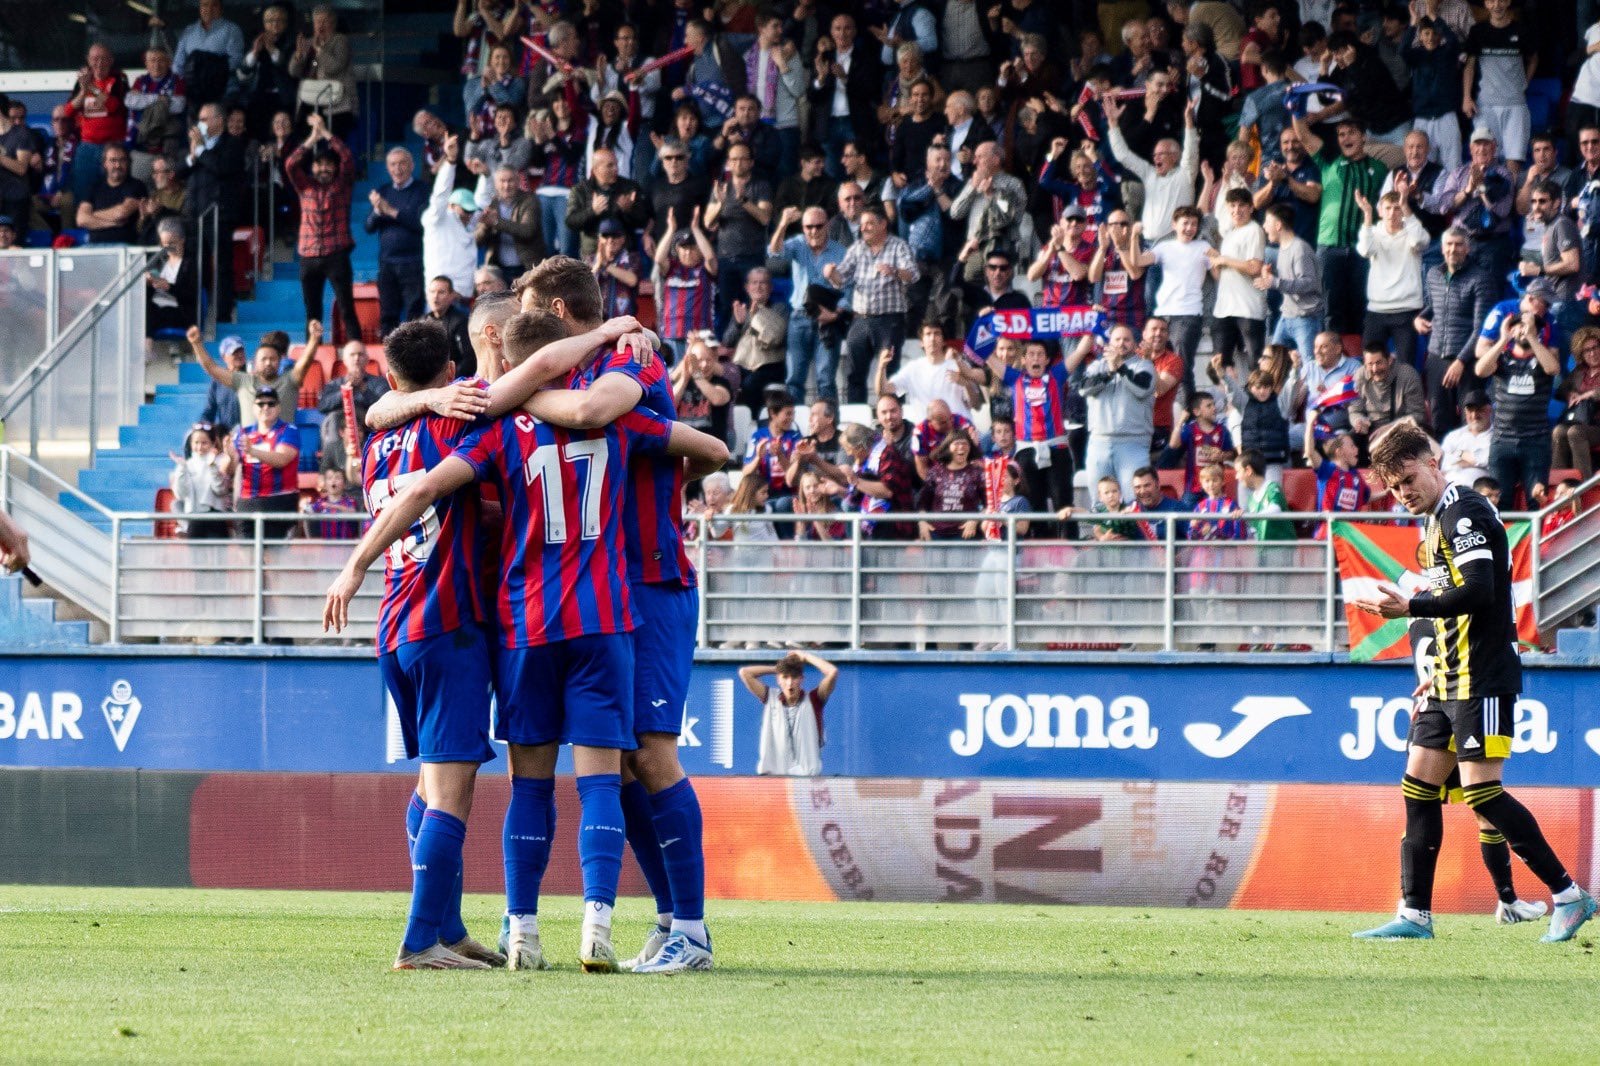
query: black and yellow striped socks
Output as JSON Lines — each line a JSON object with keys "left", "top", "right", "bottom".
{"left": 1400, "top": 774, "right": 1444, "bottom": 913}
{"left": 1464, "top": 780, "right": 1575, "bottom": 896}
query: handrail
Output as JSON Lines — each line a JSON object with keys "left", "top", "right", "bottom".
{"left": 0, "top": 249, "right": 154, "bottom": 424}
{"left": 194, "top": 203, "right": 220, "bottom": 339}
{"left": 0, "top": 445, "right": 117, "bottom": 519}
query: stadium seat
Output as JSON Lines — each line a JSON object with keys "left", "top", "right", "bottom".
{"left": 636, "top": 290, "right": 657, "bottom": 332}
{"left": 1282, "top": 469, "right": 1317, "bottom": 513}
{"left": 731, "top": 406, "right": 754, "bottom": 461}
{"left": 297, "top": 360, "right": 326, "bottom": 410}
{"left": 231, "top": 227, "right": 263, "bottom": 297}
{"left": 153, "top": 488, "right": 179, "bottom": 539}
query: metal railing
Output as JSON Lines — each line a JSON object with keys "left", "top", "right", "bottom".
{"left": 193, "top": 203, "right": 220, "bottom": 339}
{"left": 2, "top": 446, "right": 1587, "bottom": 651}
{"left": 1532, "top": 472, "right": 1600, "bottom": 630}
{"left": 0, "top": 247, "right": 152, "bottom": 466}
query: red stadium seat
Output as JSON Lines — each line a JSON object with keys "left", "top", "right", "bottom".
{"left": 153, "top": 488, "right": 179, "bottom": 540}
{"left": 1281, "top": 469, "right": 1317, "bottom": 512}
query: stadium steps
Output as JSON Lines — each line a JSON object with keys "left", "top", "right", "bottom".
{"left": 1555, "top": 624, "right": 1600, "bottom": 657}
{"left": 0, "top": 573, "right": 92, "bottom": 647}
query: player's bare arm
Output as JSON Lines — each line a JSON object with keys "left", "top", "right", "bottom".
{"left": 664, "top": 421, "right": 731, "bottom": 479}
{"left": 521, "top": 372, "right": 645, "bottom": 429}
{"left": 323, "top": 456, "right": 476, "bottom": 632}
{"left": 737, "top": 663, "right": 774, "bottom": 701}
{"left": 485, "top": 317, "right": 657, "bottom": 418}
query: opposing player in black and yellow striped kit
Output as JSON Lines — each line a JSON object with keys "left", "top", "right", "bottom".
{"left": 1351, "top": 423, "right": 1595, "bottom": 942}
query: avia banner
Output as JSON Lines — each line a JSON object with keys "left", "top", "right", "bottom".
{"left": 6, "top": 768, "right": 1593, "bottom": 915}
{"left": 4, "top": 655, "right": 1599, "bottom": 785}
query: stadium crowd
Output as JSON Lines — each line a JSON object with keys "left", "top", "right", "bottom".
{"left": 5, "top": 0, "right": 1600, "bottom": 545}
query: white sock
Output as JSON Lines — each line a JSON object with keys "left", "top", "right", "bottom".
{"left": 1553, "top": 884, "right": 1582, "bottom": 905}
{"left": 656, "top": 911, "right": 673, "bottom": 930}
{"left": 584, "top": 901, "right": 614, "bottom": 930}
{"left": 509, "top": 913, "right": 539, "bottom": 938}
{"left": 1399, "top": 906, "right": 1431, "bottom": 925}
{"left": 671, "top": 918, "right": 708, "bottom": 946}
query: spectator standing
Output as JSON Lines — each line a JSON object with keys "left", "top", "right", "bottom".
{"left": 881, "top": 322, "right": 982, "bottom": 421}
{"left": 316, "top": 341, "right": 390, "bottom": 479}
{"left": 775, "top": 145, "right": 838, "bottom": 228}
{"left": 1079, "top": 324, "right": 1156, "bottom": 498}
{"left": 1519, "top": 180, "right": 1583, "bottom": 340}
{"left": 188, "top": 323, "right": 315, "bottom": 422}
{"left": 285, "top": 117, "right": 360, "bottom": 345}
{"left": 1131, "top": 207, "right": 1212, "bottom": 384}
{"left": 365, "top": 148, "right": 428, "bottom": 336}
{"left": 564, "top": 146, "right": 647, "bottom": 259}
{"left": 1292, "top": 114, "right": 1389, "bottom": 341}
{"left": 1356, "top": 190, "right": 1429, "bottom": 367}
{"left": 1417, "top": 228, "right": 1496, "bottom": 437}
{"left": 289, "top": 6, "right": 358, "bottom": 141}
{"left": 895, "top": 144, "right": 962, "bottom": 328}
{"left": 1091, "top": 210, "right": 1147, "bottom": 332}
{"left": 676, "top": 18, "right": 747, "bottom": 133}
{"left": 940, "top": 0, "right": 993, "bottom": 95}
{"left": 705, "top": 144, "right": 775, "bottom": 331}
{"left": 178, "top": 102, "right": 246, "bottom": 322}
{"left": 1208, "top": 188, "right": 1267, "bottom": 377}
{"left": 232, "top": 4, "right": 297, "bottom": 140}
{"left": 39, "top": 106, "right": 80, "bottom": 232}
{"left": 723, "top": 268, "right": 790, "bottom": 416}
{"left": 743, "top": 391, "right": 802, "bottom": 512}
{"left": 1139, "top": 317, "right": 1185, "bottom": 451}
{"left": 1030, "top": 210, "right": 1094, "bottom": 309}
{"left": 419, "top": 276, "right": 475, "bottom": 378}
{"left": 64, "top": 43, "right": 129, "bottom": 205}
{"left": 824, "top": 205, "right": 919, "bottom": 404}
{"left": 76, "top": 144, "right": 146, "bottom": 244}
{"left": 1350, "top": 343, "right": 1428, "bottom": 445}
{"left": 949, "top": 141, "right": 1027, "bottom": 291}
{"left": 826, "top": 182, "right": 866, "bottom": 247}
{"left": 917, "top": 432, "right": 986, "bottom": 541}
{"left": 421, "top": 143, "right": 478, "bottom": 299}
{"left": 1251, "top": 127, "right": 1322, "bottom": 247}
{"left": 591, "top": 218, "right": 643, "bottom": 318}
{"left": 647, "top": 137, "right": 711, "bottom": 252}
{"left": 171, "top": 0, "right": 246, "bottom": 112}
{"left": 124, "top": 45, "right": 186, "bottom": 181}
{"left": 1553, "top": 329, "right": 1600, "bottom": 481}
{"left": 199, "top": 335, "right": 246, "bottom": 429}
{"left": 0, "top": 97, "right": 36, "bottom": 227}
{"left": 654, "top": 208, "right": 719, "bottom": 358}
{"left": 739, "top": 652, "right": 838, "bottom": 778}
{"left": 1104, "top": 94, "right": 1199, "bottom": 242}
{"left": 1256, "top": 203, "right": 1324, "bottom": 363}
{"left": 770, "top": 205, "right": 847, "bottom": 403}
{"left": 1474, "top": 283, "right": 1561, "bottom": 504}
{"left": 1462, "top": 0, "right": 1535, "bottom": 165}
{"left": 1323, "top": 31, "right": 1411, "bottom": 146}
{"left": 1227, "top": 365, "right": 1292, "bottom": 481}
{"left": 228, "top": 386, "right": 300, "bottom": 539}
{"left": 875, "top": 393, "right": 916, "bottom": 467}
{"left": 713, "top": 94, "right": 782, "bottom": 186}
{"left": 983, "top": 339, "right": 1076, "bottom": 519}
{"left": 529, "top": 95, "right": 587, "bottom": 258}
{"left": 474, "top": 165, "right": 545, "bottom": 277}
{"left": 168, "top": 423, "right": 231, "bottom": 538}
{"left": 1404, "top": 12, "right": 1463, "bottom": 168}
{"left": 1439, "top": 390, "right": 1494, "bottom": 487}
{"left": 464, "top": 45, "right": 527, "bottom": 142}
{"left": 809, "top": 14, "right": 884, "bottom": 179}
{"left": 1424, "top": 127, "right": 1515, "bottom": 281}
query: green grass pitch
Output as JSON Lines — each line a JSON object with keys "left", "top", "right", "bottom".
{"left": 2, "top": 886, "right": 1598, "bottom": 1063}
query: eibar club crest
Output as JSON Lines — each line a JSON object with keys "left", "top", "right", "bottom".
{"left": 100, "top": 679, "right": 142, "bottom": 752}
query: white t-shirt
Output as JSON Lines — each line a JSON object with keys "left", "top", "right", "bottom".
{"left": 1214, "top": 221, "right": 1266, "bottom": 321}
{"left": 1439, "top": 424, "right": 1492, "bottom": 487}
{"left": 1578, "top": 26, "right": 1600, "bottom": 107}
{"left": 890, "top": 355, "right": 973, "bottom": 420}
{"left": 1151, "top": 238, "right": 1213, "bottom": 317}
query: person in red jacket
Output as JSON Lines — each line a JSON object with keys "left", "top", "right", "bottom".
{"left": 64, "top": 43, "right": 128, "bottom": 204}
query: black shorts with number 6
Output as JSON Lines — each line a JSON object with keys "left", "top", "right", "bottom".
{"left": 1409, "top": 695, "right": 1515, "bottom": 762}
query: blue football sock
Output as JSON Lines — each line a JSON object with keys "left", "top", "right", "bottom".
{"left": 504, "top": 777, "right": 555, "bottom": 917}
{"left": 576, "top": 773, "right": 625, "bottom": 908}
{"left": 621, "top": 779, "right": 674, "bottom": 917}
{"left": 649, "top": 778, "right": 705, "bottom": 922}
{"left": 405, "top": 791, "right": 426, "bottom": 858}
{"left": 402, "top": 809, "right": 466, "bottom": 954}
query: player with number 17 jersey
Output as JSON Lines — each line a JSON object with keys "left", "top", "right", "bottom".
{"left": 362, "top": 407, "right": 487, "bottom": 654}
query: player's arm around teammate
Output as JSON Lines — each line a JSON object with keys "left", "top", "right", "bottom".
{"left": 362, "top": 315, "right": 659, "bottom": 430}
{"left": 524, "top": 386, "right": 730, "bottom": 478}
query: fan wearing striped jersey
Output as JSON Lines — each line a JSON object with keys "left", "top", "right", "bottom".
{"left": 1350, "top": 422, "right": 1594, "bottom": 943}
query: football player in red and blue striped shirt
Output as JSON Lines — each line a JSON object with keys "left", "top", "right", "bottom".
{"left": 515, "top": 255, "right": 725, "bottom": 973}
{"left": 328, "top": 308, "right": 664, "bottom": 972}
{"left": 332, "top": 308, "right": 726, "bottom": 974}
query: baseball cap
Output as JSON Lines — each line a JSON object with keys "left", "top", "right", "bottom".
{"left": 673, "top": 230, "right": 696, "bottom": 248}
{"left": 1461, "top": 390, "right": 1490, "bottom": 409}
{"left": 448, "top": 188, "right": 479, "bottom": 213}
{"left": 1525, "top": 277, "right": 1555, "bottom": 303}
{"left": 254, "top": 385, "right": 280, "bottom": 403}
{"left": 0, "top": 214, "right": 14, "bottom": 229}
{"left": 1470, "top": 126, "right": 1497, "bottom": 144}
{"left": 1061, "top": 204, "right": 1086, "bottom": 221}
{"left": 598, "top": 218, "right": 625, "bottom": 237}
{"left": 219, "top": 335, "right": 245, "bottom": 357}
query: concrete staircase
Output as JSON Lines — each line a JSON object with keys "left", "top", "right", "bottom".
{"left": 0, "top": 573, "right": 91, "bottom": 647}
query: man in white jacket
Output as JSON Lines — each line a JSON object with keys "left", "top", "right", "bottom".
{"left": 1356, "top": 188, "right": 1429, "bottom": 368}
{"left": 422, "top": 137, "right": 479, "bottom": 297}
